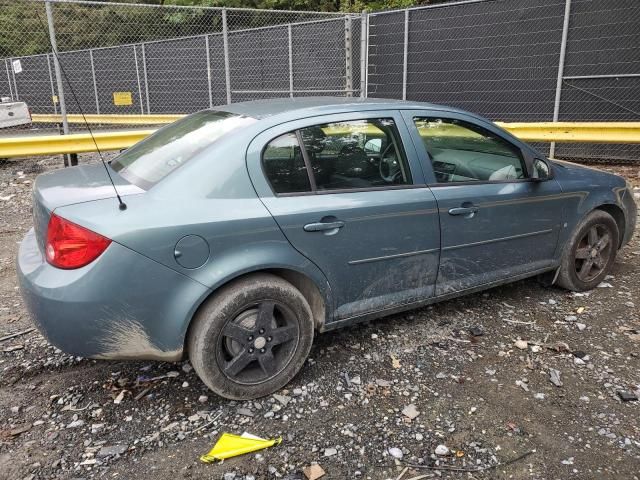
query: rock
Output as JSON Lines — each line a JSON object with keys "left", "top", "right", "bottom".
{"left": 435, "top": 372, "right": 447, "bottom": 379}
{"left": 237, "top": 408, "right": 254, "bottom": 417}
{"left": 198, "top": 395, "right": 208, "bottom": 403}
{"left": 617, "top": 391, "right": 638, "bottom": 402}
{"left": 402, "top": 404, "right": 420, "bottom": 420}
{"left": 10, "top": 406, "right": 20, "bottom": 414}
{"left": 66, "top": 419, "right": 85, "bottom": 429}
{"left": 534, "top": 393, "right": 545, "bottom": 400}
{"left": 415, "top": 433, "right": 424, "bottom": 441}
{"left": 97, "top": 444, "right": 127, "bottom": 458}
{"left": 293, "top": 388, "right": 303, "bottom": 396}
{"left": 303, "top": 464, "right": 326, "bottom": 480}
{"left": 350, "top": 375, "right": 361, "bottom": 385}
{"left": 549, "top": 369, "right": 563, "bottom": 387}
{"left": 273, "top": 394, "right": 291, "bottom": 406}
{"left": 376, "top": 379, "right": 392, "bottom": 387}
{"left": 435, "top": 444, "right": 449, "bottom": 456}
{"left": 181, "top": 381, "right": 189, "bottom": 388}
{"left": 468, "top": 326, "right": 484, "bottom": 337}
{"left": 388, "top": 447, "right": 403, "bottom": 459}
{"left": 514, "top": 340, "right": 528, "bottom": 350}
{"left": 223, "top": 473, "right": 236, "bottom": 480}
{"left": 573, "top": 351, "right": 587, "bottom": 359}
{"left": 576, "top": 323, "right": 586, "bottom": 331}
{"left": 324, "top": 448, "right": 337, "bottom": 457}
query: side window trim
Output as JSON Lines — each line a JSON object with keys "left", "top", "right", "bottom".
{"left": 400, "top": 110, "right": 532, "bottom": 186}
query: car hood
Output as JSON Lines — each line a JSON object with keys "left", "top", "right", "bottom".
{"left": 549, "top": 159, "right": 625, "bottom": 188}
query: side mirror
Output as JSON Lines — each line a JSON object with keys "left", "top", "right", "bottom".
{"left": 531, "top": 158, "right": 552, "bottom": 182}
{"left": 364, "top": 138, "right": 382, "bottom": 154}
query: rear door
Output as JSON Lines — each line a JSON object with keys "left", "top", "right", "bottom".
{"left": 402, "top": 110, "right": 564, "bottom": 295}
{"left": 247, "top": 111, "right": 440, "bottom": 321}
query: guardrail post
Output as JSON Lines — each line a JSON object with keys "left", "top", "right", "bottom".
{"left": 402, "top": 9, "right": 409, "bottom": 100}
{"left": 550, "top": 0, "right": 572, "bottom": 159}
{"left": 204, "top": 35, "right": 213, "bottom": 108}
{"left": 89, "top": 49, "right": 100, "bottom": 114}
{"left": 45, "top": 0, "right": 75, "bottom": 167}
{"left": 222, "top": 9, "right": 232, "bottom": 105}
{"left": 345, "top": 16, "right": 353, "bottom": 97}
{"left": 288, "top": 24, "right": 294, "bottom": 98}
{"left": 360, "top": 10, "right": 368, "bottom": 98}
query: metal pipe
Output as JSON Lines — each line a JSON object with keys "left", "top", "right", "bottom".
{"left": 232, "top": 89, "right": 357, "bottom": 94}
{"left": 344, "top": 16, "right": 353, "bottom": 97}
{"left": 402, "top": 9, "right": 409, "bottom": 100}
{"left": 288, "top": 25, "right": 294, "bottom": 98}
{"left": 10, "top": 58, "right": 19, "bottom": 100}
{"left": 364, "top": 11, "right": 369, "bottom": 97}
{"left": 45, "top": 0, "right": 72, "bottom": 166}
{"left": 5, "top": 59, "right": 14, "bottom": 100}
{"left": 46, "top": 54, "right": 57, "bottom": 114}
{"left": 563, "top": 73, "right": 640, "bottom": 80}
{"left": 133, "top": 46, "right": 143, "bottom": 114}
{"left": 360, "top": 11, "right": 367, "bottom": 98}
{"left": 222, "top": 9, "right": 232, "bottom": 105}
{"left": 550, "top": 0, "right": 572, "bottom": 158}
{"left": 141, "top": 43, "right": 150, "bottom": 114}
{"left": 89, "top": 49, "right": 100, "bottom": 114}
{"left": 204, "top": 35, "right": 213, "bottom": 108}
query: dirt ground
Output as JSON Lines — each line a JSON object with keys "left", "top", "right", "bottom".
{"left": 1, "top": 155, "right": 639, "bottom": 480}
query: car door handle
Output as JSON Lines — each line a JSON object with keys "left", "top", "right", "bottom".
{"left": 448, "top": 206, "right": 479, "bottom": 216}
{"left": 303, "top": 221, "right": 345, "bottom": 232}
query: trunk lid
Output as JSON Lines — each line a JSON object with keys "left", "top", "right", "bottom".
{"left": 33, "top": 164, "right": 144, "bottom": 252}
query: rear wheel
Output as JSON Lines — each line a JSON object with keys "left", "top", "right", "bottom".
{"left": 556, "top": 210, "right": 619, "bottom": 291}
{"left": 188, "top": 273, "right": 314, "bottom": 400}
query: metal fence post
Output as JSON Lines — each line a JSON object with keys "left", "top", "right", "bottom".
{"left": 132, "top": 46, "right": 144, "bottom": 114}
{"left": 360, "top": 10, "right": 368, "bottom": 98}
{"left": 46, "top": 54, "right": 57, "bottom": 114}
{"left": 141, "top": 43, "right": 150, "bottom": 114}
{"left": 344, "top": 16, "right": 353, "bottom": 97}
{"left": 45, "top": 0, "right": 74, "bottom": 166}
{"left": 89, "top": 49, "right": 100, "bottom": 114}
{"left": 550, "top": 0, "right": 572, "bottom": 158}
{"left": 5, "top": 59, "right": 14, "bottom": 100}
{"left": 222, "top": 8, "right": 232, "bottom": 104}
{"left": 204, "top": 35, "right": 213, "bottom": 108}
{"left": 288, "top": 24, "right": 294, "bottom": 98}
{"left": 402, "top": 9, "right": 409, "bottom": 100}
{"left": 10, "top": 58, "right": 19, "bottom": 100}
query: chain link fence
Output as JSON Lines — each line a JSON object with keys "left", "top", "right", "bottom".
{"left": 365, "top": 0, "right": 640, "bottom": 161}
{"left": 1, "top": 0, "right": 638, "bottom": 162}
{"left": 1, "top": 0, "right": 359, "bottom": 132}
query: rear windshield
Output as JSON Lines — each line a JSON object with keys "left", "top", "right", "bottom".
{"left": 111, "top": 110, "right": 256, "bottom": 188}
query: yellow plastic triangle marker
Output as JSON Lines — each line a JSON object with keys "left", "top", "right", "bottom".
{"left": 200, "top": 433, "right": 282, "bottom": 463}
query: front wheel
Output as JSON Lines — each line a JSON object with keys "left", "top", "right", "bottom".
{"left": 556, "top": 210, "right": 619, "bottom": 291}
{"left": 188, "top": 274, "right": 314, "bottom": 400}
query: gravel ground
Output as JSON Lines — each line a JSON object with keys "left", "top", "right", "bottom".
{"left": 1, "top": 155, "right": 639, "bottom": 480}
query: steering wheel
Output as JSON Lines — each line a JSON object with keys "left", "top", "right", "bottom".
{"left": 378, "top": 143, "right": 401, "bottom": 183}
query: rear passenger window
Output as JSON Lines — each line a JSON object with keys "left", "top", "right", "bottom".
{"left": 299, "top": 119, "right": 412, "bottom": 191}
{"left": 414, "top": 118, "right": 526, "bottom": 184}
{"left": 262, "top": 133, "right": 311, "bottom": 194}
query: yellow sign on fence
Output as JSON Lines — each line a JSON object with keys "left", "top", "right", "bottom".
{"left": 113, "top": 91, "right": 133, "bottom": 106}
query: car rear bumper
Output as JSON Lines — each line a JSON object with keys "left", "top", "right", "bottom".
{"left": 17, "top": 228, "right": 209, "bottom": 361}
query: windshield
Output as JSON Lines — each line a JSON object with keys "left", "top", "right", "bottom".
{"left": 111, "top": 110, "right": 256, "bottom": 188}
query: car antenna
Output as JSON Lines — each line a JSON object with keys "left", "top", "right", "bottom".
{"left": 36, "top": 14, "right": 127, "bottom": 211}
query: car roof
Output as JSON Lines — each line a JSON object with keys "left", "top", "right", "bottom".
{"left": 214, "top": 96, "right": 468, "bottom": 120}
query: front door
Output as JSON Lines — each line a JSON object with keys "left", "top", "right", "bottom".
{"left": 247, "top": 111, "right": 441, "bottom": 320}
{"left": 403, "top": 112, "right": 565, "bottom": 296}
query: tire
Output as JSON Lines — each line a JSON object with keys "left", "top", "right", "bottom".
{"left": 188, "top": 273, "right": 314, "bottom": 400}
{"left": 556, "top": 210, "right": 619, "bottom": 292}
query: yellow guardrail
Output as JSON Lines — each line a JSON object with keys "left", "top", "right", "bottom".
{"left": 32, "top": 113, "right": 184, "bottom": 125}
{"left": 0, "top": 130, "right": 156, "bottom": 157}
{"left": 1, "top": 120, "right": 639, "bottom": 158}
{"left": 496, "top": 122, "right": 640, "bottom": 144}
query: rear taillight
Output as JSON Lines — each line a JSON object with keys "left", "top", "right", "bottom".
{"left": 45, "top": 213, "right": 111, "bottom": 269}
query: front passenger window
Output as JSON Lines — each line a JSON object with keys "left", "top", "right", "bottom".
{"left": 414, "top": 118, "right": 526, "bottom": 184}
